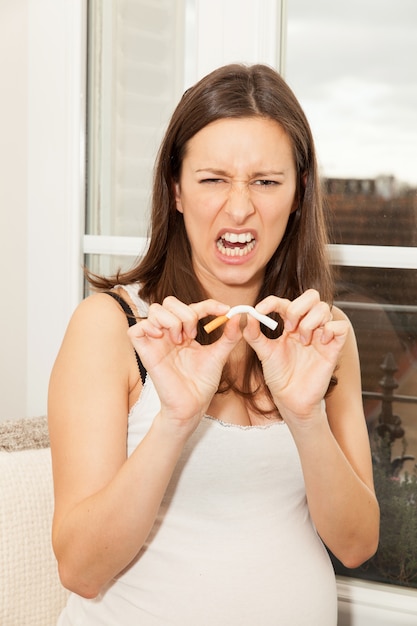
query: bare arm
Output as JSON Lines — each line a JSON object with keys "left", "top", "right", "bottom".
{"left": 48, "top": 294, "right": 189, "bottom": 598}
{"left": 48, "top": 295, "right": 240, "bottom": 598}
{"left": 244, "top": 291, "right": 380, "bottom": 567}
{"left": 295, "top": 306, "right": 379, "bottom": 567}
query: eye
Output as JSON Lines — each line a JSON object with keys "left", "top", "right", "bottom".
{"left": 200, "top": 178, "right": 225, "bottom": 184}
{"left": 254, "top": 179, "right": 279, "bottom": 186}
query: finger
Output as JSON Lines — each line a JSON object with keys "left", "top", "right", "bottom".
{"left": 128, "top": 317, "right": 164, "bottom": 341}
{"left": 242, "top": 311, "right": 261, "bottom": 341}
{"left": 319, "top": 319, "right": 349, "bottom": 346}
{"left": 254, "top": 296, "right": 289, "bottom": 335}
{"left": 162, "top": 296, "right": 200, "bottom": 341}
{"left": 210, "top": 314, "right": 242, "bottom": 361}
{"left": 190, "top": 299, "right": 230, "bottom": 317}
{"left": 161, "top": 297, "right": 231, "bottom": 341}
{"left": 242, "top": 314, "right": 273, "bottom": 360}
{"left": 295, "top": 301, "right": 333, "bottom": 345}
{"left": 259, "top": 291, "right": 333, "bottom": 345}
{"left": 127, "top": 303, "right": 181, "bottom": 346}
{"left": 281, "top": 289, "right": 322, "bottom": 332}
{"left": 190, "top": 299, "right": 230, "bottom": 334}
{"left": 255, "top": 295, "right": 290, "bottom": 317}
{"left": 145, "top": 301, "right": 188, "bottom": 344}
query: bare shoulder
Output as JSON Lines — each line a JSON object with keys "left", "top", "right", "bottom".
{"left": 66, "top": 291, "right": 131, "bottom": 335}
{"left": 49, "top": 292, "right": 141, "bottom": 433}
{"left": 331, "top": 304, "right": 351, "bottom": 324}
{"left": 328, "top": 304, "right": 361, "bottom": 391}
{"left": 330, "top": 304, "right": 360, "bottom": 360}
{"left": 48, "top": 292, "right": 141, "bottom": 518}
{"left": 57, "top": 291, "right": 138, "bottom": 363}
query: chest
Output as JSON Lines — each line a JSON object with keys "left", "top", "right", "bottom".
{"left": 207, "top": 387, "right": 281, "bottom": 427}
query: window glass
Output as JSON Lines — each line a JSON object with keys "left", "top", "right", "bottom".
{"left": 327, "top": 178, "right": 417, "bottom": 246}
{"left": 334, "top": 265, "right": 417, "bottom": 586}
{"left": 86, "top": 0, "right": 185, "bottom": 238}
{"left": 285, "top": 0, "right": 417, "bottom": 198}
{"left": 84, "top": 254, "right": 138, "bottom": 295}
{"left": 286, "top": 0, "right": 417, "bottom": 588}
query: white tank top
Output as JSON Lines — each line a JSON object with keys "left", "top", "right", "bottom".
{"left": 58, "top": 285, "right": 337, "bottom": 625}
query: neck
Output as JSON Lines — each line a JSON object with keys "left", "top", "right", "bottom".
{"left": 206, "top": 282, "right": 262, "bottom": 308}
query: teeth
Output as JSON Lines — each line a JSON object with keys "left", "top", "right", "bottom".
{"left": 216, "top": 238, "right": 256, "bottom": 257}
{"left": 223, "top": 232, "right": 254, "bottom": 244}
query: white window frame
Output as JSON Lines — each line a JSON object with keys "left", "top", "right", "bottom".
{"left": 27, "top": 0, "right": 86, "bottom": 417}
{"left": 83, "top": 0, "right": 286, "bottom": 261}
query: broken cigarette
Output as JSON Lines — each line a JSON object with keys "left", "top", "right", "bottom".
{"left": 203, "top": 315, "right": 230, "bottom": 334}
{"left": 203, "top": 305, "right": 278, "bottom": 334}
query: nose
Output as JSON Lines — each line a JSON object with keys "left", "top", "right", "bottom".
{"left": 224, "top": 182, "right": 255, "bottom": 224}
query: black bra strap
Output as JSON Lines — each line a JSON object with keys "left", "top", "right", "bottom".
{"left": 105, "top": 291, "right": 147, "bottom": 385}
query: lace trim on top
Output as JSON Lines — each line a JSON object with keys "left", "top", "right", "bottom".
{"left": 203, "top": 414, "right": 286, "bottom": 430}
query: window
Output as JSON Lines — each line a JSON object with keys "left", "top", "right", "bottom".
{"left": 84, "top": 0, "right": 284, "bottom": 283}
{"left": 286, "top": 0, "right": 417, "bottom": 589}
{"left": 85, "top": 0, "right": 186, "bottom": 279}
{"left": 85, "top": 0, "right": 417, "bottom": 603}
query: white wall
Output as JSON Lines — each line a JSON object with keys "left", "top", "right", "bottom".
{"left": 0, "top": 0, "right": 29, "bottom": 420}
{"left": 0, "top": 0, "right": 85, "bottom": 421}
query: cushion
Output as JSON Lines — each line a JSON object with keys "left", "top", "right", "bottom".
{"left": 0, "top": 415, "right": 50, "bottom": 451}
{"left": 0, "top": 417, "right": 68, "bottom": 626}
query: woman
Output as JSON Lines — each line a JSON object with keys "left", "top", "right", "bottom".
{"left": 48, "top": 63, "right": 379, "bottom": 625}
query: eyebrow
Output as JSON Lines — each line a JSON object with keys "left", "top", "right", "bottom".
{"left": 195, "top": 168, "right": 287, "bottom": 177}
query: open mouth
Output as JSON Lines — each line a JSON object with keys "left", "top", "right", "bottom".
{"left": 216, "top": 232, "right": 256, "bottom": 257}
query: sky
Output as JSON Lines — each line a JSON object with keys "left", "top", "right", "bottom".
{"left": 285, "top": 0, "right": 417, "bottom": 186}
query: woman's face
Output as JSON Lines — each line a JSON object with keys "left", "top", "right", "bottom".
{"left": 174, "top": 116, "right": 297, "bottom": 302}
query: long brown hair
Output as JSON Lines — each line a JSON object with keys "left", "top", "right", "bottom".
{"left": 89, "top": 63, "right": 335, "bottom": 413}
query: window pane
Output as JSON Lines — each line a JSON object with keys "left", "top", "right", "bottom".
{"left": 335, "top": 266, "right": 417, "bottom": 411}
{"left": 286, "top": 0, "right": 417, "bottom": 588}
{"left": 327, "top": 178, "right": 417, "bottom": 246}
{"left": 86, "top": 0, "right": 185, "bottom": 238}
{"left": 286, "top": 0, "right": 417, "bottom": 204}
{"left": 84, "top": 254, "right": 138, "bottom": 289}
{"left": 335, "top": 270, "right": 417, "bottom": 587}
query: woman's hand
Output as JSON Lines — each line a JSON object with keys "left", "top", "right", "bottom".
{"left": 128, "top": 297, "right": 241, "bottom": 434}
{"left": 243, "top": 289, "right": 350, "bottom": 422}
{"left": 128, "top": 291, "right": 349, "bottom": 429}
